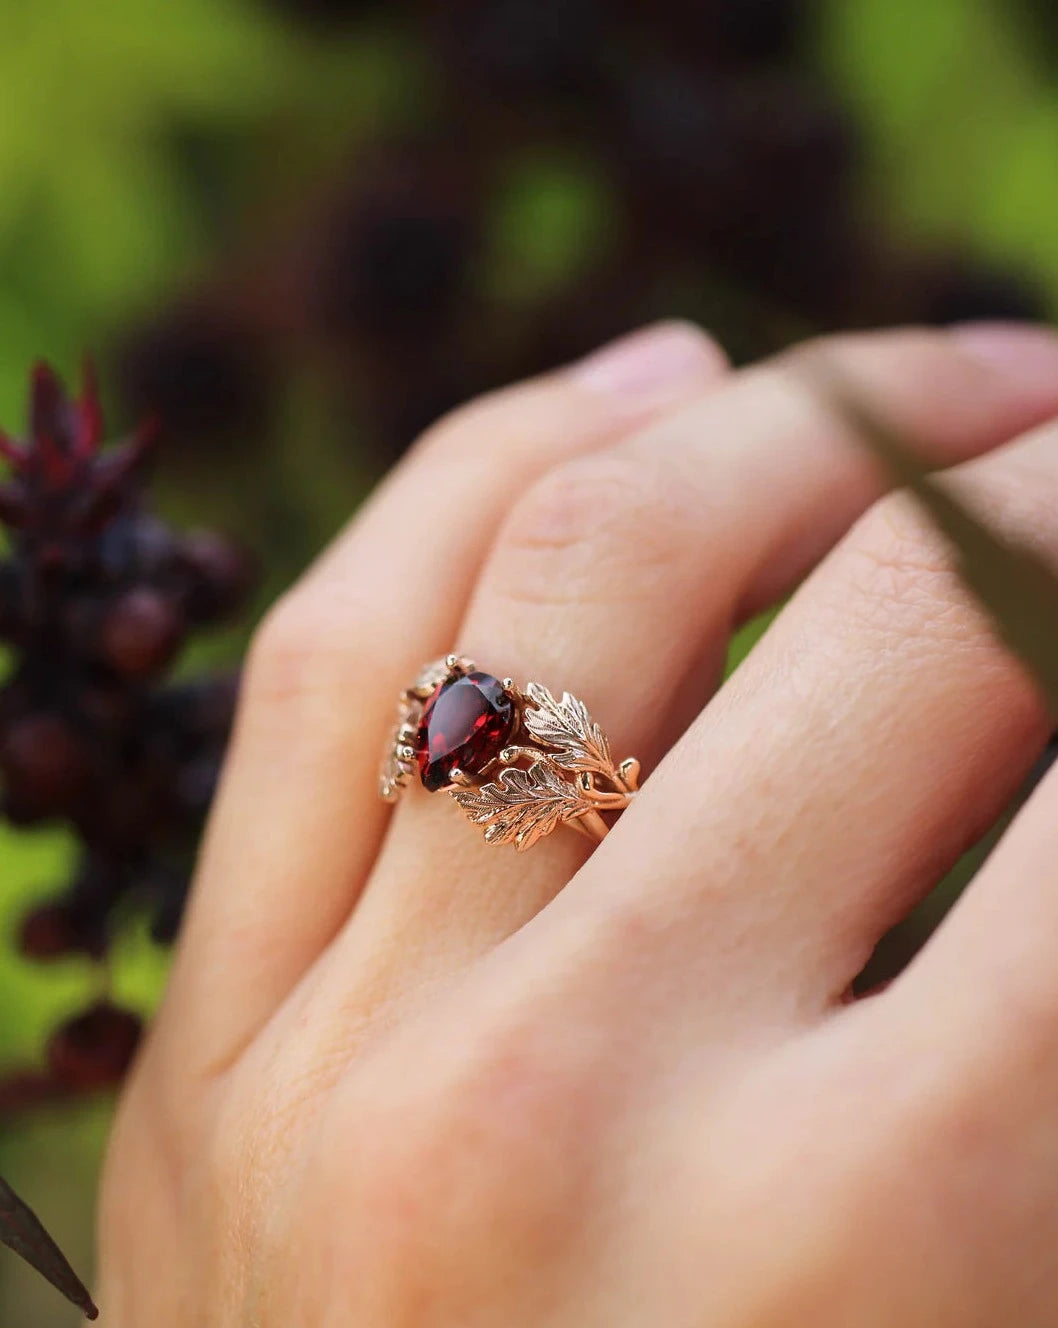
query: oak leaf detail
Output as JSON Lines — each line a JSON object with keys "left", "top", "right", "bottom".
{"left": 521, "top": 683, "right": 616, "bottom": 779}
{"left": 451, "top": 760, "right": 588, "bottom": 851}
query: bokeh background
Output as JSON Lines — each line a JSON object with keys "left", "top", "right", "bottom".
{"left": 2, "top": 0, "right": 1058, "bottom": 1320}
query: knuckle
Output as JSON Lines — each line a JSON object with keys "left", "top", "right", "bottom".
{"left": 962, "top": 955, "right": 1058, "bottom": 1082}
{"left": 395, "top": 1041, "right": 584, "bottom": 1223}
{"left": 493, "top": 453, "right": 689, "bottom": 608}
{"left": 504, "top": 454, "right": 649, "bottom": 552}
{"left": 792, "top": 1078, "right": 967, "bottom": 1304}
{"left": 410, "top": 399, "right": 482, "bottom": 461}
{"left": 244, "top": 592, "right": 313, "bottom": 688}
{"left": 838, "top": 450, "right": 1058, "bottom": 653}
{"left": 335, "top": 1018, "right": 604, "bottom": 1311}
{"left": 241, "top": 590, "right": 345, "bottom": 714}
{"left": 838, "top": 1026, "right": 1056, "bottom": 1318}
{"left": 780, "top": 326, "right": 945, "bottom": 374}
{"left": 853, "top": 492, "right": 953, "bottom": 581}
{"left": 967, "top": 448, "right": 1058, "bottom": 547}
{"left": 837, "top": 496, "right": 968, "bottom": 642}
{"left": 409, "top": 385, "right": 518, "bottom": 463}
{"left": 704, "top": 1057, "right": 948, "bottom": 1322}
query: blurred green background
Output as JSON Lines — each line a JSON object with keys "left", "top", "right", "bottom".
{"left": 2, "top": 0, "right": 1058, "bottom": 1320}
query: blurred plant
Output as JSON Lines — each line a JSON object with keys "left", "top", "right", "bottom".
{"left": 119, "top": 0, "right": 1049, "bottom": 493}
{"left": 0, "top": 363, "right": 256, "bottom": 1311}
{"left": 0, "top": 0, "right": 418, "bottom": 428}
{"left": 0, "top": 1176, "right": 96, "bottom": 1320}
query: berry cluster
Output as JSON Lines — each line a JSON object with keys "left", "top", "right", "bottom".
{"left": 0, "top": 363, "right": 255, "bottom": 1100}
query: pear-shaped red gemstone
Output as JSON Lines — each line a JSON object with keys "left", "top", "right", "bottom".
{"left": 415, "top": 671, "right": 515, "bottom": 792}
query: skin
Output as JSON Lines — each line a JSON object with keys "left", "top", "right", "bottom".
{"left": 98, "top": 320, "right": 1058, "bottom": 1326}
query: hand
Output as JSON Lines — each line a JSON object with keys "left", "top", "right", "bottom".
{"left": 98, "top": 320, "right": 1058, "bottom": 1326}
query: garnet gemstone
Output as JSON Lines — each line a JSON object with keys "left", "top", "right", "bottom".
{"left": 415, "top": 671, "right": 515, "bottom": 792}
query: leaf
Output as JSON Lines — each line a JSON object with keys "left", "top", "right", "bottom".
{"left": 812, "top": 361, "right": 1058, "bottom": 719}
{"left": 0, "top": 1173, "right": 98, "bottom": 1319}
{"left": 451, "top": 760, "right": 587, "bottom": 851}
{"left": 522, "top": 683, "right": 614, "bottom": 777}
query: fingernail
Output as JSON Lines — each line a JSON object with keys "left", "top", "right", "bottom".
{"left": 950, "top": 321, "right": 1058, "bottom": 383}
{"left": 571, "top": 321, "right": 726, "bottom": 404}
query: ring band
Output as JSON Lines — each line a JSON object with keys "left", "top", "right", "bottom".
{"left": 379, "top": 655, "right": 639, "bottom": 851}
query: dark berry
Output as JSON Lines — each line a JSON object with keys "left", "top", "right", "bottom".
{"left": 46, "top": 1002, "right": 143, "bottom": 1091}
{"left": 97, "top": 513, "right": 181, "bottom": 583}
{"left": 19, "top": 889, "right": 109, "bottom": 961}
{"left": 99, "top": 588, "right": 186, "bottom": 679}
{"left": 71, "top": 677, "right": 138, "bottom": 732}
{"left": 19, "top": 902, "right": 88, "bottom": 960}
{"left": 0, "top": 713, "right": 91, "bottom": 819}
{"left": 174, "top": 530, "right": 257, "bottom": 622}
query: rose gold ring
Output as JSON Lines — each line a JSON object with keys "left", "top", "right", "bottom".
{"left": 379, "top": 655, "right": 639, "bottom": 851}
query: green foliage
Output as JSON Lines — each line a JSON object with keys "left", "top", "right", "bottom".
{"left": 0, "top": 825, "right": 79, "bottom": 1064}
{"left": 823, "top": 0, "right": 1058, "bottom": 312}
{"left": 486, "top": 154, "right": 618, "bottom": 306}
{"left": 0, "top": 0, "right": 418, "bottom": 423}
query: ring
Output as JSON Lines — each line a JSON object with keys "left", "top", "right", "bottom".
{"left": 379, "top": 655, "right": 640, "bottom": 851}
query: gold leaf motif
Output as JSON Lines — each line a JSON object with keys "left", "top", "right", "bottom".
{"left": 451, "top": 760, "right": 587, "bottom": 851}
{"left": 522, "top": 682, "right": 615, "bottom": 778}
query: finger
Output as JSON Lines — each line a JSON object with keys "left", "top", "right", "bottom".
{"left": 327, "top": 324, "right": 1058, "bottom": 1005}
{"left": 547, "top": 369, "right": 1058, "bottom": 1025}
{"left": 853, "top": 763, "right": 1058, "bottom": 1328}
{"left": 163, "top": 322, "right": 730, "bottom": 1073}
{"left": 894, "top": 754, "right": 1058, "bottom": 1050}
